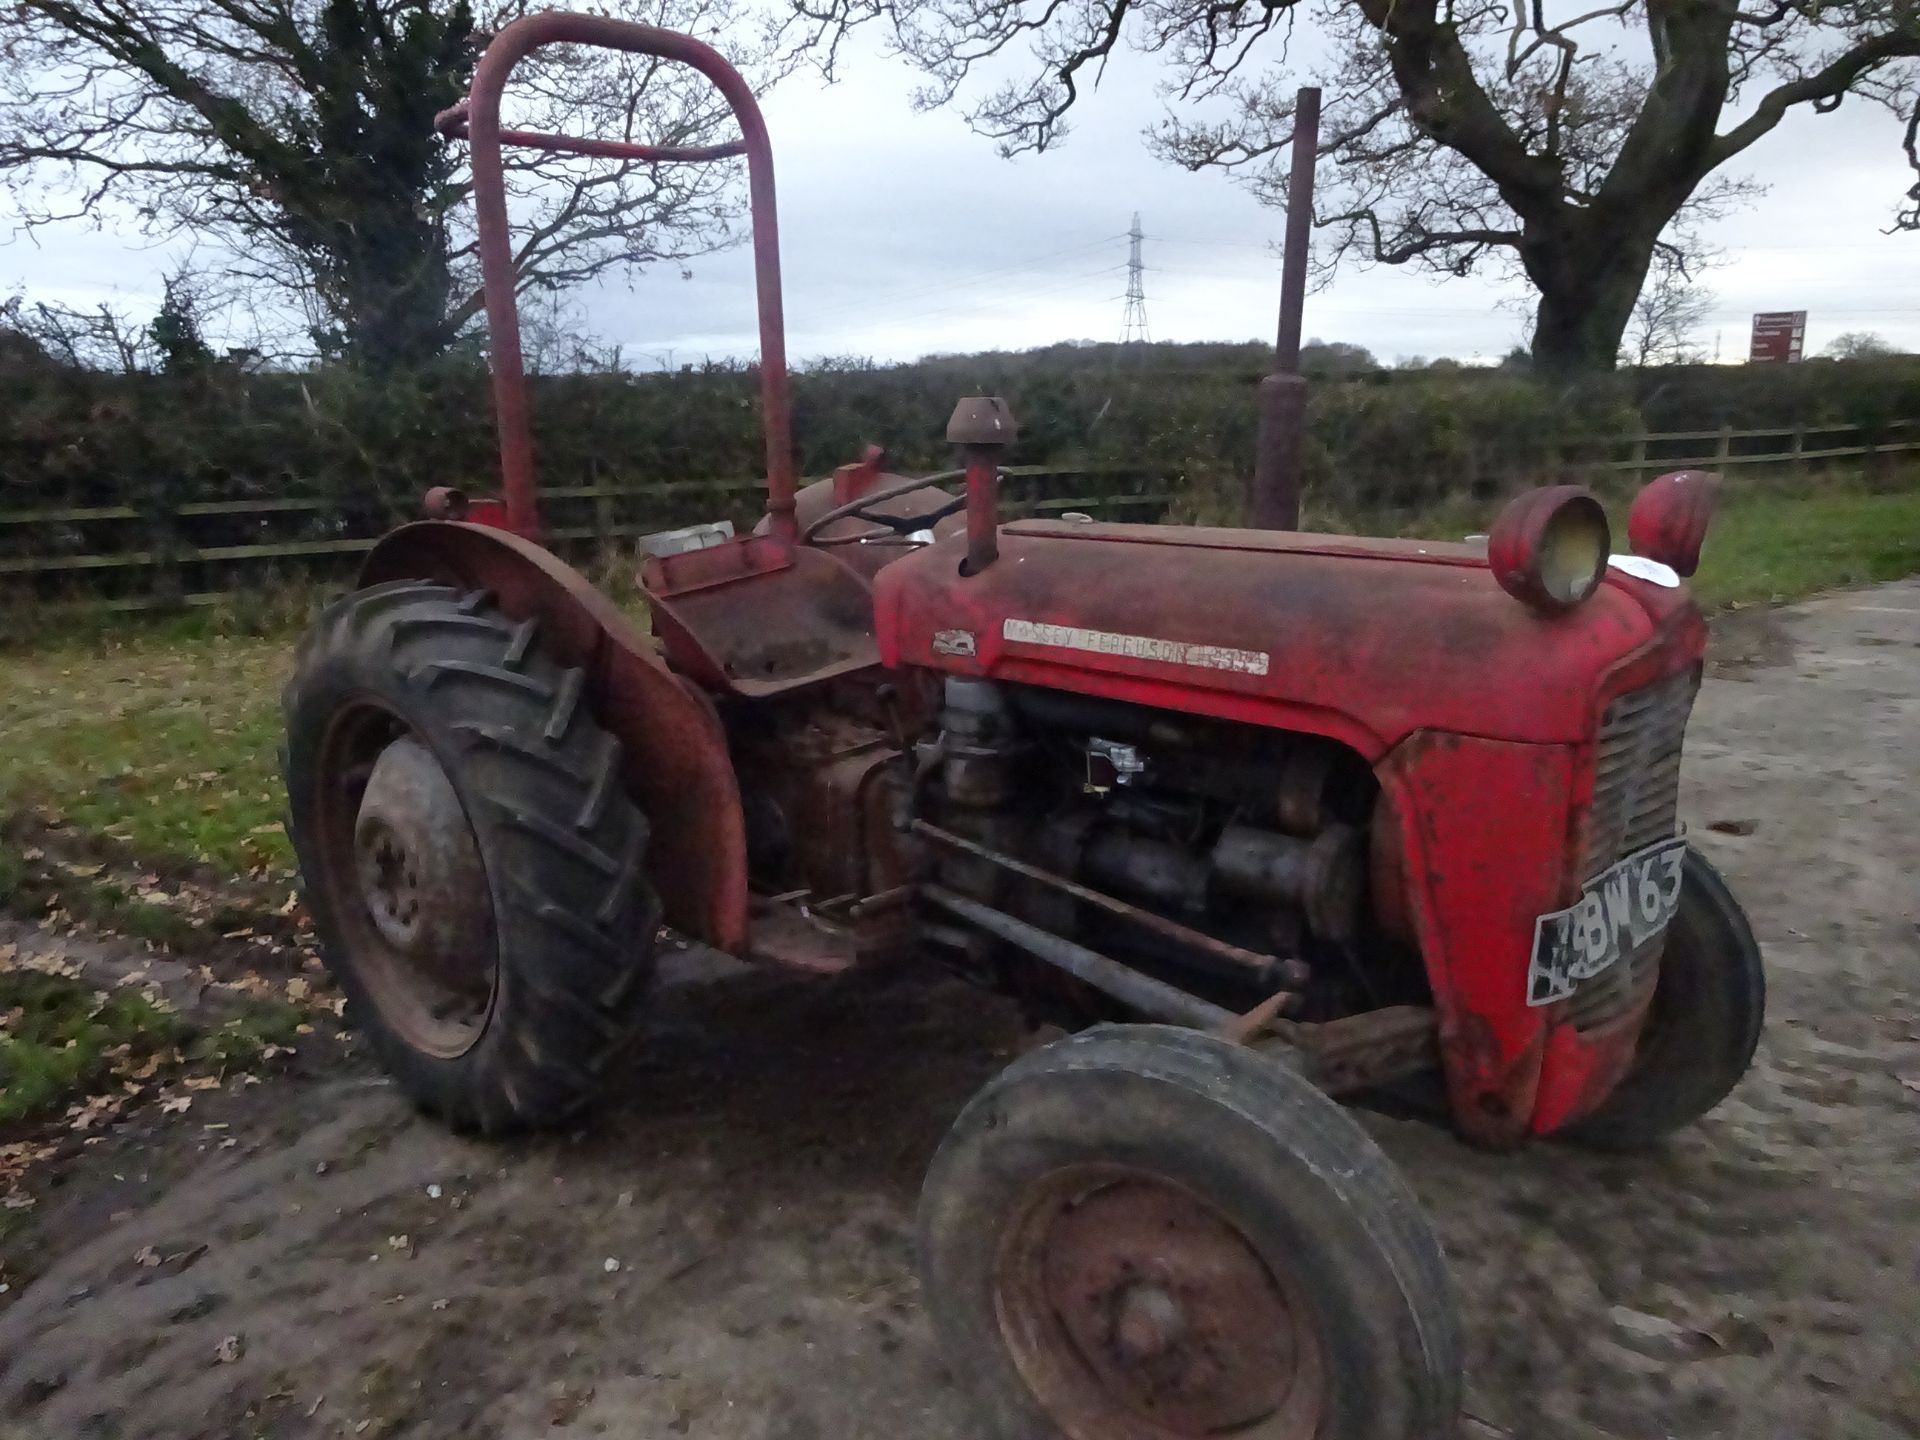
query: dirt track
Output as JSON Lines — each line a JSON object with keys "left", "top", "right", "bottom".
{"left": 3, "top": 581, "right": 1919, "bottom": 1440}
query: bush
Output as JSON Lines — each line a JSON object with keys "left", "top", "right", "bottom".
{"left": 1, "top": 341, "right": 1915, "bottom": 601}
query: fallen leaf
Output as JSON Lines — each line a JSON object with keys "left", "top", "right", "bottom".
{"left": 214, "top": 1334, "right": 244, "bottom": 1364}
{"left": 134, "top": 1245, "right": 161, "bottom": 1268}
{"left": 159, "top": 1096, "right": 192, "bottom": 1116}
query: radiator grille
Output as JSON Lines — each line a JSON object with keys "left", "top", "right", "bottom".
{"left": 1565, "top": 668, "right": 1698, "bottom": 1031}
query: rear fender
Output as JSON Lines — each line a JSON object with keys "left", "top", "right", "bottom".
{"left": 361, "top": 522, "right": 749, "bottom": 953}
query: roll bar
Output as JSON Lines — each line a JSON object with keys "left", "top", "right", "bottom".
{"left": 434, "top": 12, "right": 796, "bottom": 542}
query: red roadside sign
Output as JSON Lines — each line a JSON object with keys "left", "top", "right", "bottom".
{"left": 1749, "top": 311, "right": 1806, "bottom": 363}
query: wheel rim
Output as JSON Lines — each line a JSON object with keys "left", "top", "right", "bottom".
{"left": 314, "top": 704, "right": 497, "bottom": 1058}
{"left": 993, "top": 1164, "right": 1327, "bottom": 1439}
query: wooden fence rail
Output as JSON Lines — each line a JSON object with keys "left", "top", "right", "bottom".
{"left": 1, "top": 418, "right": 1914, "bottom": 613}
{"left": 0, "top": 464, "right": 1179, "bottom": 612}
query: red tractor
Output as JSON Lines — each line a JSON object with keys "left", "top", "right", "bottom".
{"left": 282, "top": 15, "right": 1765, "bottom": 1438}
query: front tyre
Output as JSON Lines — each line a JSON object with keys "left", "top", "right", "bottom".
{"left": 1563, "top": 847, "right": 1765, "bottom": 1149}
{"left": 283, "top": 580, "right": 659, "bottom": 1133}
{"left": 918, "top": 1025, "right": 1461, "bottom": 1440}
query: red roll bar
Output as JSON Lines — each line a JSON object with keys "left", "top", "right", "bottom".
{"left": 435, "top": 12, "right": 796, "bottom": 542}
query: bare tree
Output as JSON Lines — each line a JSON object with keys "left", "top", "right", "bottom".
{"left": 2, "top": 266, "right": 259, "bottom": 371}
{"left": 788, "top": 0, "right": 1920, "bottom": 373}
{"left": 1823, "top": 330, "right": 1901, "bottom": 358}
{"left": 0, "top": 0, "right": 782, "bottom": 368}
{"left": 1623, "top": 257, "right": 1715, "bottom": 367}
{"left": 1, "top": 292, "right": 155, "bottom": 372}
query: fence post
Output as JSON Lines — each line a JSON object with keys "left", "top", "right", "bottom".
{"left": 1789, "top": 425, "right": 1806, "bottom": 483}
{"left": 1629, "top": 430, "right": 1648, "bottom": 487}
{"left": 591, "top": 458, "right": 615, "bottom": 556}
{"left": 144, "top": 492, "right": 185, "bottom": 611}
{"left": 1714, "top": 424, "right": 1732, "bottom": 472}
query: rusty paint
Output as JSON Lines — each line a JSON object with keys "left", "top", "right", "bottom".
{"left": 946, "top": 397, "right": 1015, "bottom": 574}
{"left": 350, "top": 735, "right": 495, "bottom": 1052}
{"left": 641, "top": 536, "right": 882, "bottom": 697}
{"left": 992, "top": 1164, "right": 1327, "bottom": 1437}
{"left": 1373, "top": 732, "right": 1573, "bottom": 1145}
{"left": 831, "top": 445, "right": 887, "bottom": 507}
{"left": 1249, "top": 84, "right": 1319, "bottom": 532}
{"left": 360, "top": 521, "right": 751, "bottom": 953}
{"left": 1628, "top": 470, "right": 1721, "bottom": 578}
{"left": 874, "top": 518, "right": 1661, "bottom": 757}
{"left": 1487, "top": 485, "right": 1611, "bottom": 612}
{"left": 447, "top": 13, "right": 795, "bottom": 540}
{"left": 312, "top": 712, "right": 498, "bottom": 1061}
{"left": 1218, "top": 988, "right": 1295, "bottom": 1044}
{"left": 1261, "top": 1005, "right": 1440, "bottom": 1094}
{"left": 1250, "top": 372, "right": 1308, "bottom": 531}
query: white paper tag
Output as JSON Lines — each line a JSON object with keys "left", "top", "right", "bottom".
{"left": 1607, "top": 554, "right": 1681, "bottom": 588}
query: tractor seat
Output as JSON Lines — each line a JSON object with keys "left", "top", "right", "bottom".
{"left": 640, "top": 533, "right": 881, "bottom": 699}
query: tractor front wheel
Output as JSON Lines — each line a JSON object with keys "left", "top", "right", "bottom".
{"left": 918, "top": 1025, "right": 1461, "bottom": 1440}
{"left": 283, "top": 580, "right": 659, "bottom": 1133}
{"left": 1563, "top": 846, "right": 1765, "bottom": 1149}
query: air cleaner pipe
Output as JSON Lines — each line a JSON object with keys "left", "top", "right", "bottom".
{"left": 947, "top": 397, "right": 1017, "bottom": 573}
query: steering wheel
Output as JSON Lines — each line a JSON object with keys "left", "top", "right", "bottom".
{"left": 802, "top": 469, "right": 968, "bottom": 546}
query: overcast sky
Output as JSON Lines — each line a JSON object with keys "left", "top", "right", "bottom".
{"left": 6, "top": 28, "right": 1916, "bottom": 366}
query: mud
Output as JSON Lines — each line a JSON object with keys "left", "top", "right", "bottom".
{"left": 4, "top": 580, "right": 1919, "bottom": 1440}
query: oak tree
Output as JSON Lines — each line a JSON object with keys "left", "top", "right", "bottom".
{"left": 791, "top": 0, "right": 1920, "bottom": 371}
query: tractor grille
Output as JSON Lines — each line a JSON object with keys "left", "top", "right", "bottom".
{"left": 1565, "top": 668, "right": 1699, "bottom": 1031}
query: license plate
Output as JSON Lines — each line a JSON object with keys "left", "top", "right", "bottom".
{"left": 1527, "top": 838, "right": 1687, "bottom": 1006}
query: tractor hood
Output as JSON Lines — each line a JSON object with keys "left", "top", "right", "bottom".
{"left": 872, "top": 518, "right": 1703, "bottom": 758}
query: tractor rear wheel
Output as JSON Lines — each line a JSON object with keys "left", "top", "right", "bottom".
{"left": 918, "top": 1025, "right": 1461, "bottom": 1440}
{"left": 1563, "top": 846, "right": 1765, "bottom": 1150}
{"left": 283, "top": 580, "right": 658, "bottom": 1133}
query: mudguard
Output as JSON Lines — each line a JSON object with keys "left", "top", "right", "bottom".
{"left": 361, "top": 522, "right": 750, "bottom": 953}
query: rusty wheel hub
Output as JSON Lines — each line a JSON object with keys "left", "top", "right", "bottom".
{"left": 994, "top": 1167, "right": 1325, "bottom": 1439}
{"left": 344, "top": 734, "right": 495, "bottom": 1055}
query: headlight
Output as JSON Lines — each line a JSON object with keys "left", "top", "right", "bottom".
{"left": 1628, "top": 468, "right": 1719, "bottom": 578}
{"left": 1488, "top": 485, "right": 1611, "bottom": 612}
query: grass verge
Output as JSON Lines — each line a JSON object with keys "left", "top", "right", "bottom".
{"left": 0, "top": 632, "right": 292, "bottom": 879}
{"left": 1687, "top": 486, "right": 1920, "bottom": 609}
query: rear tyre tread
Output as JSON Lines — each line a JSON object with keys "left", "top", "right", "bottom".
{"left": 284, "top": 580, "right": 659, "bottom": 1135}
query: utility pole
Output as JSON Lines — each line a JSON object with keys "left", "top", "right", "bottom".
{"left": 1121, "top": 213, "right": 1150, "bottom": 345}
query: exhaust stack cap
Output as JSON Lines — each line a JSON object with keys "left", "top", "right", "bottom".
{"left": 947, "top": 396, "right": 1018, "bottom": 448}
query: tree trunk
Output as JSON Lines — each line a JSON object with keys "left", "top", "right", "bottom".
{"left": 1525, "top": 224, "right": 1662, "bottom": 375}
